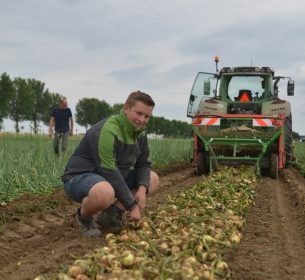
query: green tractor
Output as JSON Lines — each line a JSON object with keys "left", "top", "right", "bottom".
{"left": 187, "top": 57, "right": 295, "bottom": 178}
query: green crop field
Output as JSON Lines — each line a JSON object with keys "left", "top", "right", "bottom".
{"left": 0, "top": 133, "right": 191, "bottom": 202}
{"left": 294, "top": 141, "right": 305, "bottom": 176}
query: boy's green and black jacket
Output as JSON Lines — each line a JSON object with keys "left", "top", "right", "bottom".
{"left": 62, "top": 111, "right": 151, "bottom": 210}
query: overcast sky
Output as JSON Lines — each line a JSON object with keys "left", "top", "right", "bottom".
{"left": 1, "top": 0, "right": 305, "bottom": 134}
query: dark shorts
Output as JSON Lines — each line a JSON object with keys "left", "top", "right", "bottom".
{"left": 64, "top": 171, "right": 136, "bottom": 203}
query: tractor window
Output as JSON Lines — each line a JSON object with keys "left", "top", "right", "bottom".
{"left": 227, "top": 76, "right": 265, "bottom": 101}
{"left": 187, "top": 72, "right": 218, "bottom": 117}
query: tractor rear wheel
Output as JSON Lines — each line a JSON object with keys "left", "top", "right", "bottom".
{"left": 284, "top": 114, "right": 293, "bottom": 168}
{"left": 270, "top": 153, "right": 279, "bottom": 179}
{"left": 197, "top": 152, "right": 209, "bottom": 175}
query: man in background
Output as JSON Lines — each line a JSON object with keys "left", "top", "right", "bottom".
{"left": 49, "top": 97, "right": 74, "bottom": 155}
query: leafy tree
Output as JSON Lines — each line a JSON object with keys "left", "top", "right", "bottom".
{"left": 26, "top": 79, "right": 51, "bottom": 133}
{"left": 111, "top": 103, "right": 124, "bottom": 114}
{"left": 0, "top": 73, "right": 64, "bottom": 132}
{"left": 292, "top": 130, "right": 300, "bottom": 140}
{"left": 76, "top": 98, "right": 111, "bottom": 130}
{"left": 9, "top": 78, "right": 32, "bottom": 133}
{"left": 0, "top": 73, "right": 13, "bottom": 130}
{"left": 147, "top": 116, "right": 192, "bottom": 138}
{"left": 171, "top": 119, "right": 192, "bottom": 138}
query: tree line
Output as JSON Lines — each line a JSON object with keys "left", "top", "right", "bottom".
{"left": 0, "top": 73, "right": 192, "bottom": 137}
{"left": 0, "top": 73, "right": 63, "bottom": 133}
{"left": 72, "top": 98, "right": 192, "bottom": 137}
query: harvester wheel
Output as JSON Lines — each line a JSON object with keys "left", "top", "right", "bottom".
{"left": 284, "top": 114, "right": 293, "bottom": 168}
{"left": 197, "top": 152, "right": 209, "bottom": 175}
{"left": 270, "top": 154, "right": 278, "bottom": 179}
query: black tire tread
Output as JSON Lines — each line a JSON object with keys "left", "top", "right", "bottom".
{"left": 197, "top": 152, "right": 210, "bottom": 176}
{"left": 284, "top": 114, "right": 292, "bottom": 168}
{"left": 270, "top": 153, "right": 279, "bottom": 179}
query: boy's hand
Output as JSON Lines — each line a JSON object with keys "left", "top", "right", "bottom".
{"left": 129, "top": 205, "right": 141, "bottom": 221}
{"left": 134, "top": 186, "right": 147, "bottom": 213}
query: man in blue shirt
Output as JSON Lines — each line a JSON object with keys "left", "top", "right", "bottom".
{"left": 49, "top": 98, "right": 74, "bottom": 155}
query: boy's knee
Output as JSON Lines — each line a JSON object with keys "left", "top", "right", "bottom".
{"left": 149, "top": 171, "right": 159, "bottom": 193}
{"left": 89, "top": 182, "right": 115, "bottom": 205}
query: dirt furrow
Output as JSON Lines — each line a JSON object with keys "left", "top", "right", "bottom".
{"left": 226, "top": 168, "right": 305, "bottom": 280}
{"left": 0, "top": 167, "right": 201, "bottom": 280}
{"left": 3, "top": 166, "right": 305, "bottom": 280}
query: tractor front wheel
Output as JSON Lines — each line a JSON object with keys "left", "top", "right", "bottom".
{"left": 284, "top": 114, "right": 293, "bottom": 168}
{"left": 197, "top": 152, "right": 209, "bottom": 176}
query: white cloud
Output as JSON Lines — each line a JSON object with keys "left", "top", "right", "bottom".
{"left": 1, "top": 0, "right": 305, "bottom": 134}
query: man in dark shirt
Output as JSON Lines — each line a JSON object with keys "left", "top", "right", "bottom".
{"left": 49, "top": 97, "right": 74, "bottom": 155}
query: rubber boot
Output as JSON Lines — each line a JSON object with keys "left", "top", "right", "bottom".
{"left": 96, "top": 204, "right": 125, "bottom": 233}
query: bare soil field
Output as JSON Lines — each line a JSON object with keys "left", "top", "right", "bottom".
{"left": 1, "top": 166, "right": 305, "bottom": 280}
{"left": 0, "top": 165, "right": 202, "bottom": 280}
{"left": 226, "top": 168, "right": 305, "bottom": 280}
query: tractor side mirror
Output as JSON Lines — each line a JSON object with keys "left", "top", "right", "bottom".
{"left": 287, "top": 80, "right": 295, "bottom": 96}
{"left": 204, "top": 80, "right": 211, "bottom": 96}
{"left": 189, "top": 94, "right": 195, "bottom": 102}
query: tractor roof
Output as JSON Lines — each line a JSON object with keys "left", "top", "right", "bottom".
{"left": 220, "top": 66, "right": 274, "bottom": 76}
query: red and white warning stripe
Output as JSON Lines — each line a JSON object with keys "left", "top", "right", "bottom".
{"left": 252, "top": 118, "right": 273, "bottom": 127}
{"left": 192, "top": 117, "right": 220, "bottom": 126}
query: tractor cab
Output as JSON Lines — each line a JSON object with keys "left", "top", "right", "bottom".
{"left": 187, "top": 65, "right": 295, "bottom": 117}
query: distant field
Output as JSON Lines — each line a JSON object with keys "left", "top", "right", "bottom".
{"left": 294, "top": 141, "right": 305, "bottom": 176}
{"left": 0, "top": 133, "right": 191, "bottom": 202}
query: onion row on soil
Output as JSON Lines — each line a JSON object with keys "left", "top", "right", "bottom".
{"left": 35, "top": 166, "right": 256, "bottom": 280}
{"left": 0, "top": 134, "right": 191, "bottom": 203}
